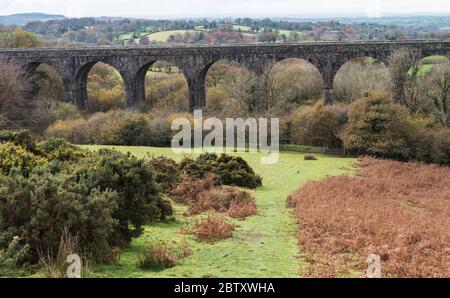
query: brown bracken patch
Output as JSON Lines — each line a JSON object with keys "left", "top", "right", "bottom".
{"left": 289, "top": 156, "right": 450, "bottom": 277}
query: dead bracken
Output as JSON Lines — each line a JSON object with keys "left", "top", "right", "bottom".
{"left": 289, "top": 157, "right": 450, "bottom": 277}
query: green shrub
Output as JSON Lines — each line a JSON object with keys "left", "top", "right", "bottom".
{"left": 340, "top": 97, "right": 415, "bottom": 160}
{"left": 73, "top": 149, "right": 170, "bottom": 247}
{"left": 0, "top": 133, "right": 175, "bottom": 263}
{"left": 180, "top": 153, "right": 262, "bottom": 189}
{"left": 119, "top": 116, "right": 147, "bottom": 146}
{"left": 119, "top": 115, "right": 172, "bottom": 147}
{"left": 40, "top": 138, "right": 87, "bottom": 162}
{"left": 179, "top": 152, "right": 217, "bottom": 178}
{"left": 0, "top": 130, "right": 38, "bottom": 153}
{"left": 215, "top": 154, "right": 262, "bottom": 188}
{"left": 288, "top": 102, "right": 347, "bottom": 148}
{"left": 412, "top": 125, "right": 450, "bottom": 165}
{"left": 147, "top": 156, "right": 180, "bottom": 193}
{"left": 0, "top": 237, "right": 30, "bottom": 267}
{"left": 304, "top": 154, "right": 318, "bottom": 160}
{"left": 339, "top": 96, "right": 450, "bottom": 166}
{"left": 0, "top": 168, "right": 118, "bottom": 262}
{"left": 0, "top": 142, "right": 45, "bottom": 177}
{"left": 144, "top": 118, "right": 172, "bottom": 147}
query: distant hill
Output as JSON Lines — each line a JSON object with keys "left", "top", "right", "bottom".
{"left": 0, "top": 13, "right": 66, "bottom": 26}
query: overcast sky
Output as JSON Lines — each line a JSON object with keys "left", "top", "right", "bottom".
{"left": 1, "top": 0, "right": 449, "bottom": 18}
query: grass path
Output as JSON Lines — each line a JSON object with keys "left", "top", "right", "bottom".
{"left": 81, "top": 146, "right": 356, "bottom": 277}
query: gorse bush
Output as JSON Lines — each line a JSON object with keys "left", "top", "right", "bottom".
{"left": 147, "top": 155, "right": 180, "bottom": 193}
{"left": 214, "top": 154, "right": 262, "bottom": 188}
{"left": 180, "top": 153, "right": 262, "bottom": 189}
{"left": 0, "top": 237, "right": 30, "bottom": 268}
{"left": 0, "top": 131, "right": 174, "bottom": 263}
{"left": 0, "top": 142, "right": 45, "bottom": 177}
{"left": 0, "top": 130, "right": 38, "bottom": 153}
{"left": 304, "top": 155, "right": 318, "bottom": 161}
{"left": 72, "top": 149, "right": 172, "bottom": 247}
{"left": 40, "top": 138, "right": 88, "bottom": 162}
{"left": 0, "top": 167, "right": 118, "bottom": 262}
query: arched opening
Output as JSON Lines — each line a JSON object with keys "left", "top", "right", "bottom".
{"left": 204, "top": 59, "right": 255, "bottom": 118}
{"left": 266, "top": 58, "right": 324, "bottom": 115}
{"left": 138, "top": 60, "right": 189, "bottom": 113}
{"left": 333, "top": 57, "right": 389, "bottom": 103}
{"left": 31, "top": 63, "right": 65, "bottom": 102}
{"left": 27, "top": 63, "right": 81, "bottom": 133}
{"left": 83, "top": 62, "right": 125, "bottom": 113}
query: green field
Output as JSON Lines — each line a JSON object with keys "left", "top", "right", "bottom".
{"left": 119, "top": 30, "right": 199, "bottom": 43}
{"left": 233, "top": 25, "right": 252, "bottom": 32}
{"left": 75, "top": 145, "right": 356, "bottom": 278}
{"left": 146, "top": 30, "right": 197, "bottom": 42}
{"left": 421, "top": 55, "right": 449, "bottom": 62}
{"left": 117, "top": 26, "right": 306, "bottom": 44}
{"left": 406, "top": 55, "right": 450, "bottom": 77}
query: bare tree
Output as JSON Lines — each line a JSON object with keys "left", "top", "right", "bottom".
{"left": 266, "top": 59, "right": 323, "bottom": 113}
{"left": 0, "top": 57, "right": 32, "bottom": 128}
{"left": 229, "top": 71, "right": 261, "bottom": 117}
{"left": 205, "top": 63, "right": 230, "bottom": 88}
{"left": 0, "top": 113, "right": 8, "bottom": 129}
{"left": 426, "top": 63, "right": 450, "bottom": 126}
{"left": 0, "top": 25, "right": 15, "bottom": 48}
{"left": 332, "top": 58, "right": 390, "bottom": 103}
{"left": 388, "top": 48, "right": 421, "bottom": 104}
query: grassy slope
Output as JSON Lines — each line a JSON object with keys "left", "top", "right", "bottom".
{"left": 79, "top": 145, "right": 356, "bottom": 277}
{"left": 417, "top": 55, "right": 449, "bottom": 76}
{"left": 146, "top": 30, "right": 196, "bottom": 42}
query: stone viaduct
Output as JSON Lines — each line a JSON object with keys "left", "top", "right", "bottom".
{"left": 1, "top": 41, "right": 450, "bottom": 111}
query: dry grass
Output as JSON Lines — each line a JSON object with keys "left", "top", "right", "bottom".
{"left": 38, "top": 229, "right": 93, "bottom": 278}
{"left": 136, "top": 240, "right": 192, "bottom": 270}
{"left": 190, "top": 186, "right": 257, "bottom": 219}
{"left": 102, "top": 246, "right": 121, "bottom": 264}
{"left": 289, "top": 157, "right": 450, "bottom": 277}
{"left": 169, "top": 173, "right": 215, "bottom": 204}
{"left": 190, "top": 213, "right": 239, "bottom": 243}
{"left": 171, "top": 174, "right": 258, "bottom": 219}
{"left": 137, "top": 242, "right": 179, "bottom": 269}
